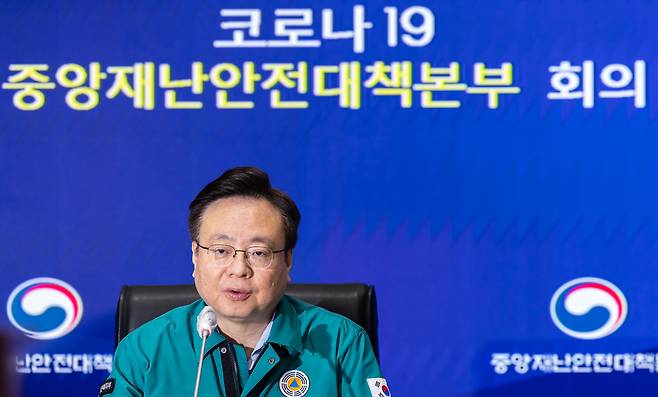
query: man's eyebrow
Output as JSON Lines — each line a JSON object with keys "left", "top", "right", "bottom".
{"left": 207, "top": 234, "right": 277, "bottom": 247}
{"left": 248, "top": 236, "right": 277, "bottom": 247}
{"left": 208, "top": 233, "right": 233, "bottom": 242}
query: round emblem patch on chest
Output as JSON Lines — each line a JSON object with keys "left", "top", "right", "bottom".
{"left": 278, "top": 370, "right": 310, "bottom": 397}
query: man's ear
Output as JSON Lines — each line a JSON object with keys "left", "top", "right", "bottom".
{"left": 285, "top": 250, "right": 293, "bottom": 283}
{"left": 191, "top": 241, "right": 199, "bottom": 277}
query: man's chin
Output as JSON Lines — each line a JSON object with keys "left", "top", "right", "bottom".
{"left": 215, "top": 304, "right": 258, "bottom": 322}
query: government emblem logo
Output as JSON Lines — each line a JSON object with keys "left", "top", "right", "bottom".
{"left": 6, "top": 277, "right": 84, "bottom": 340}
{"left": 550, "top": 277, "right": 627, "bottom": 340}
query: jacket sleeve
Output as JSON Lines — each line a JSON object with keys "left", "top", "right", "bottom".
{"left": 338, "top": 329, "right": 390, "bottom": 397}
{"left": 98, "top": 336, "right": 146, "bottom": 397}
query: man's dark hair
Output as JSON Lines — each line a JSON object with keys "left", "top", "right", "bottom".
{"left": 188, "top": 166, "right": 301, "bottom": 249}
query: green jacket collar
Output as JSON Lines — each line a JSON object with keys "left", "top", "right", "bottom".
{"left": 268, "top": 295, "right": 303, "bottom": 355}
{"left": 191, "top": 296, "right": 303, "bottom": 358}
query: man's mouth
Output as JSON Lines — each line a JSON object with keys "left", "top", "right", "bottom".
{"left": 223, "top": 289, "right": 251, "bottom": 301}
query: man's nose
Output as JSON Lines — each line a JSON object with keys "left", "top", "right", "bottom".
{"left": 227, "top": 250, "right": 252, "bottom": 277}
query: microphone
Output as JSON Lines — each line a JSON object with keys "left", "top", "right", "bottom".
{"left": 193, "top": 306, "right": 217, "bottom": 397}
{"left": 197, "top": 306, "right": 218, "bottom": 338}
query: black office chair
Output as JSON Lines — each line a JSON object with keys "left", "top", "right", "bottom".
{"left": 115, "top": 283, "right": 379, "bottom": 360}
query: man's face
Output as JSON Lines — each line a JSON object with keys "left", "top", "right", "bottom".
{"left": 192, "top": 196, "right": 292, "bottom": 325}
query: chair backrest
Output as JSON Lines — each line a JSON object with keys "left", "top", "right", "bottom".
{"left": 115, "top": 283, "right": 379, "bottom": 359}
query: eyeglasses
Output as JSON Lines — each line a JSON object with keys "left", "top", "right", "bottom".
{"left": 195, "top": 242, "right": 286, "bottom": 269}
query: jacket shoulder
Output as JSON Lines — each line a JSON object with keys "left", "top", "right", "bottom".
{"left": 117, "top": 299, "right": 202, "bottom": 350}
{"left": 285, "top": 295, "right": 367, "bottom": 340}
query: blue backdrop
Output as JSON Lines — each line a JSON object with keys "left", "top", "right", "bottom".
{"left": 2, "top": 1, "right": 658, "bottom": 396}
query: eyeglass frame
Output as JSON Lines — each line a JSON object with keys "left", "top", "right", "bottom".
{"left": 194, "top": 241, "right": 287, "bottom": 269}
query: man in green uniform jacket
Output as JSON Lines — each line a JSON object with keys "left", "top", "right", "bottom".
{"left": 100, "top": 167, "right": 389, "bottom": 397}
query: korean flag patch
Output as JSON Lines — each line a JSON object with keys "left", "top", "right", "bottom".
{"left": 367, "top": 378, "right": 391, "bottom": 397}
